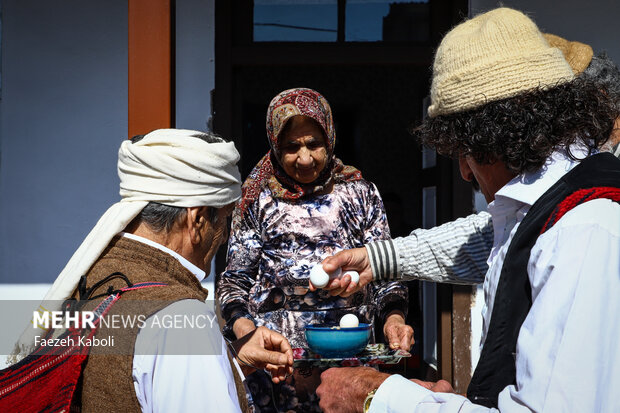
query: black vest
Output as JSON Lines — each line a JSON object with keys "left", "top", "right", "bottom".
{"left": 467, "top": 153, "right": 620, "bottom": 408}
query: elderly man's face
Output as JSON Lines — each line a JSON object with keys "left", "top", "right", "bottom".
{"left": 194, "top": 203, "right": 235, "bottom": 273}
{"left": 459, "top": 156, "right": 516, "bottom": 203}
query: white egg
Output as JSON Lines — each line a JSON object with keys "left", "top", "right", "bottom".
{"left": 342, "top": 270, "right": 360, "bottom": 284}
{"left": 339, "top": 313, "right": 359, "bottom": 328}
{"left": 309, "top": 265, "right": 330, "bottom": 288}
{"left": 309, "top": 265, "right": 342, "bottom": 288}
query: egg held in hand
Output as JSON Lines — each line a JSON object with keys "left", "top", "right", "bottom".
{"left": 309, "top": 264, "right": 342, "bottom": 288}
{"left": 342, "top": 270, "right": 360, "bottom": 284}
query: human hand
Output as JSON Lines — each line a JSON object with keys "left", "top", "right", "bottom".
{"left": 317, "top": 367, "right": 391, "bottom": 413}
{"left": 383, "top": 311, "right": 414, "bottom": 350}
{"left": 409, "top": 379, "right": 455, "bottom": 393}
{"left": 309, "top": 247, "right": 373, "bottom": 297}
{"left": 231, "top": 326, "right": 293, "bottom": 383}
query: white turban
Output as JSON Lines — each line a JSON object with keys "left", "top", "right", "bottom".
{"left": 11, "top": 129, "right": 241, "bottom": 362}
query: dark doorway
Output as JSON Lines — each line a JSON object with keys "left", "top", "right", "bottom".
{"left": 213, "top": 0, "right": 472, "bottom": 390}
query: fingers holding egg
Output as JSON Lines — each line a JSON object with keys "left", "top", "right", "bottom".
{"left": 309, "top": 265, "right": 342, "bottom": 289}
{"left": 309, "top": 265, "right": 330, "bottom": 288}
{"left": 342, "top": 270, "right": 359, "bottom": 284}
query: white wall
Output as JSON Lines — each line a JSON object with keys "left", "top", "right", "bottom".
{"left": 0, "top": 0, "right": 128, "bottom": 284}
{"left": 470, "top": 0, "right": 620, "bottom": 64}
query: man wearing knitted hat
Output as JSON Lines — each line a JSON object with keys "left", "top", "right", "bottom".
{"left": 315, "top": 8, "right": 620, "bottom": 412}
{"left": 7, "top": 129, "right": 293, "bottom": 412}
{"left": 313, "top": 34, "right": 620, "bottom": 298}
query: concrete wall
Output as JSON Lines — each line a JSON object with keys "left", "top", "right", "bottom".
{"left": 0, "top": 0, "right": 216, "bottom": 286}
{"left": 0, "top": 0, "right": 128, "bottom": 284}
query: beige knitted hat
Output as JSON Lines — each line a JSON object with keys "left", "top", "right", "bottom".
{"left": 544, "top": 33, "right": 593, "bottom": 75}
{"left": 428, "top": 8, "right": 575, "bottom": 118}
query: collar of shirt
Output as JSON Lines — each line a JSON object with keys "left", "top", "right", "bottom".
{"left": 495, "top": 148, "right": 589, "bottom": 207}
{"left": 120, "top": 232, "right": 206, "bottom": 282}
{"left": 484, "top": 145, "right": 591, "bottom": 266}
{"left": 488, "top": 147, "right": 590, "bottom": 236}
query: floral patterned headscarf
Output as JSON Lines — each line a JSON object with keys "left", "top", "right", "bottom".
{"left": 234, "top": 88, "right": 362, "bottom": 227}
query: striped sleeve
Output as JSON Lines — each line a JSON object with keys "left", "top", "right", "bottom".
{"left": 365, "top": 240, "right": 400, "bottom": 281}
{"left": 393, "top": 212, "right": 493, "bottom": 284}
{"left": 366, "top": 212, "right": 493, "bottom": 283}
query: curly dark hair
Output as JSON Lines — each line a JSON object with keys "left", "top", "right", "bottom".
{"left": 416, "top": 77, "right": 619, "bottom": 174}
{"left": 582, "top": 53, "right": 620, "bottom": 108}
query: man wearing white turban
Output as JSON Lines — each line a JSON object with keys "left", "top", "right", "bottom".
{"left": 11, "top": 129, "right": 293, "bottom": 412}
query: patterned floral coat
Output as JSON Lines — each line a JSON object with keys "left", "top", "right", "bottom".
{"left": 216, "top": 179, "right": 408, "bottom": 348}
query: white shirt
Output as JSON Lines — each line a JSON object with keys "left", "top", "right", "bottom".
{"left": 370, "top": 150, "right": 620, "bottom": 412}
{"left": 123, "top": 233, "right": 242, "bottom": 413}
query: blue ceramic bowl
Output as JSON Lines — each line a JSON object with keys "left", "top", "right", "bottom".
{"left": 305, "top": 323, "right": 371, "bottom": 358}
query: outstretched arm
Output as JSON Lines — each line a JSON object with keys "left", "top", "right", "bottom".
{"left": 312, "top": 212, "right": 492, "bottom": 296}
{"left": 316, "top": 367, "right": 456, "bottom": 413}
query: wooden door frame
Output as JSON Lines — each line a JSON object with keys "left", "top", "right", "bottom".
{"left": 128, "top": 0, "right": 175, "bottom": 137}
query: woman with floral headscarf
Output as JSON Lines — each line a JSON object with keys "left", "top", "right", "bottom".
{"left": 216, "top": 88, "right": 411, "bottom": 412}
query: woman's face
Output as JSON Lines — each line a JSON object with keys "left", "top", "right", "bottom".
{"left": 279, "top": 116, "right": 328, "bottom": 184}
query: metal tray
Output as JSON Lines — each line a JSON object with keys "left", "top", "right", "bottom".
{"left": 293, "top": 343, "right": 411, "bottom": 368}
